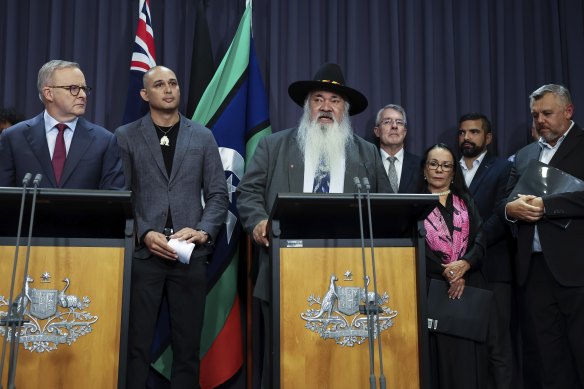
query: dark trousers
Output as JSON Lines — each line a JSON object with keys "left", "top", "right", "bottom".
{"left": 522, "top": 253, "right": 584, "bottom": 389}
{"left": 126, "top": 254, "right": 207, "bottom": 389}
{"left": 487, "top": 282, "right": 514, "bottom": 389}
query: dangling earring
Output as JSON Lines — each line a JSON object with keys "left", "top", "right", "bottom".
{"left": 424, "top": 176, "right": 427, "bottom": 181}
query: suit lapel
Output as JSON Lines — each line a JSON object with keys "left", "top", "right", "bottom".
{"left": 549, "top": 124, "right": 583, "bottom": 167}
{"left": 22, "top": 117, "right": 56, "bottom": 187}
{"left": 527, "top": 142, "right": 541, "bottom": 161}
{"left": 344, "top": 137, "right": 361, "bottom": 192}
{"left": 140, "top": 116, "right": 169, "bottom": 180}
{"left": 399, "top": 152, "right": 415, "bottom": 193}
{"left": 287, "top": 132, "right": 304, "bottom": 192}
{"left": 468, "top": 152, "right": 494, "bottom": 193}
{"left": 60, "top": 119, "right": 94, "bottom": 187}
{"left": 169, "top": 117, "right": 192, "bottom": 183}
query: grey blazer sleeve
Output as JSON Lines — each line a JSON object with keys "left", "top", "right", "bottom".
{"left": 197, "top": 132, "right": 230, "bottom": 239}
{"left": 236, "top": 135, "right": 271, "bottom": 236}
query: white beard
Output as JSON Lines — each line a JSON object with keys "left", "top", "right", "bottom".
{"left": 297, "top": 102, "right": 354, "bottom": 173}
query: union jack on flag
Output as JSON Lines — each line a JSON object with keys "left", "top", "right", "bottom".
{"left": 122, "top": 0, "right": 156, "bottom": 125}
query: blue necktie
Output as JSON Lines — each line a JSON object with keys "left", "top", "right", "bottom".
{"left": 313, "top": 159, "right": 330, "bottom": 193}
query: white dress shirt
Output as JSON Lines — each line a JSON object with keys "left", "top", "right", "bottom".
{"left": 44, "top": 111, "right": 78, "bottom": 158}
{"left": 460, "top": 150, "right": 488, "bottom": 187}
{"left": 380, "top": 147, "right": 404, "bottom": 188}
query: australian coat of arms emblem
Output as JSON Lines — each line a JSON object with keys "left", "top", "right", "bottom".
{"left": 300, "top": 271, "right": 398, "bottom": 347}
{"left": 0, "top": 274, "right": 98, "bottom": 353}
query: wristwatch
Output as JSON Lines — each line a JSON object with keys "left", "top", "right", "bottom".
{"left": 196, "top": 229, "right": 209, "bottom": 237}
{"left": 196, "top": 229, "right": 211, "bottom": 244}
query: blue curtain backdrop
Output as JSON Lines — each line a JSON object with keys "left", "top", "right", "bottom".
{"left": 1, "top": 0, "right": 584, "bottom": 159}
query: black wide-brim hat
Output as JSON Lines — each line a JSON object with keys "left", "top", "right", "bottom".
{"left": 288, "top": 62, "right": 368, "bottom": 116}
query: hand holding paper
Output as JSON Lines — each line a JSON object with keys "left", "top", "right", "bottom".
{"left": 167, "top": 238, "right": 196, "bottom": 264}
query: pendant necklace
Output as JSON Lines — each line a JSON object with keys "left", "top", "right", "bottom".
{"left": 154, "top": 121, "right": 178, "bottom": 146}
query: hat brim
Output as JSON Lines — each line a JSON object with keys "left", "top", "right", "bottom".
{"left": 288, "top": 81, "right": 368, "bottom": 116}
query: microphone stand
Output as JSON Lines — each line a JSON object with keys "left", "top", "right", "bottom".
{"left": 5, "top": 174, "right": 42, "bottom": 389}
{"left": 362, "top": 177, "right": 387, "bottom": 389}
{"left": 0, "top": 173, "right": 32, "bottom": 389}
{"left": 353, "top": 177, "right": 376, "bottom": 389}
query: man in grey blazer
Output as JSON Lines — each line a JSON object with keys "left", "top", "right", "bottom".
{"left": 115, "top": 66, "right": 228, "bottom": 389}
{"left": 236, "top": 62, "right": 390, "bottom": 388}
{"left": 0, "top": 60, "right": 124, "bottom": 189}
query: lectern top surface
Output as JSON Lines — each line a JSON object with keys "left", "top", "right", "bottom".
{"left": 269, "top": 192, "right": 438, "bottom": 239}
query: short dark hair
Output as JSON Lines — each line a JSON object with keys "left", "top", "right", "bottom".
{"left": 458, "top": 112, "right": 492, "bottom": 134}
{"left": 0, "top": 107, "right": 25, "bottom": 126}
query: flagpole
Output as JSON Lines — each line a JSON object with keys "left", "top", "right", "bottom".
{"left": 247, "top": 0, "right": 252, "bottom": 34}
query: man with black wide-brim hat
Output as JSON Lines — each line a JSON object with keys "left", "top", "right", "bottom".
{"left": 236, "top": 62, "right": 390, "bottom": 387}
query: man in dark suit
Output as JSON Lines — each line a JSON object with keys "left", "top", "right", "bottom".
{"left": 0, "top": 60, "right": 124, "bottom": 189}
{"left": 236, "top": 62, "right": 390, "bottom": 388}
{"left": 237, "top": 62, "right": 389, "bottom": 300}
{"left": 505, "top": 84, "right": 584, "bottom": 388}
{"left": 458, "top": 113, "right": 515, "bottom": 389}
{"left": 373, "top": 104, "right": 421, "bottom": 193}
{"left": 115, "top": 66, "right": 229, "bottom": 388}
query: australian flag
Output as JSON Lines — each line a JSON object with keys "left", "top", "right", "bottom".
{"left": 122, "top": 0, "right": 156, "bottom": 125}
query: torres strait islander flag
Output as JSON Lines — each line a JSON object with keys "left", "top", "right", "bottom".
{"left": 122, "top": 0, "right": 156, "bottom": 124}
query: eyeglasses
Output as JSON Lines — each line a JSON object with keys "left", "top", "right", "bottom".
{"left": 426, "top": 161, "right": 454, "bottom": 171}
{"left": 48, "top": 85, "right": 92, "bottom": 96}
{"left": 380, "top": 118, "right": 405, "bottom": 127}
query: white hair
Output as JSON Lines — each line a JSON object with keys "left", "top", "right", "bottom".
{"left": 297, "top": 100, "right": 354, "bottom": 174}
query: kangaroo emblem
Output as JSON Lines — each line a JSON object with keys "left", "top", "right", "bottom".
{"left": 313, "top": 274, "right": 338, "bottom": 320}
{"left": 15, "top": 275, "right": 34, "bottom": 315}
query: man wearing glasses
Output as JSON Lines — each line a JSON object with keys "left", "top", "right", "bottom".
{"left": 0, "top": 60, "right": 124, "bottom": 189}
{"left": 372, "top": 104, "right": 421, "bottom": 193}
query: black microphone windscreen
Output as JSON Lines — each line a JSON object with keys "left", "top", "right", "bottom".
{"left": 33, "top": 173, "right": 43, "bottom": 185}
{"left": 362, "top": 177, "right": 371, "bottom": 190}
{"left": 22, "top": 172, "right": 32, "bottom": 185}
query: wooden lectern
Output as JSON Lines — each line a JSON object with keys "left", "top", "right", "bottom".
{"left": 0, "top": 187, "right": 133, "bottom": 389}
{"left": 269, "top": 193, "right": 437, "bottom": 389}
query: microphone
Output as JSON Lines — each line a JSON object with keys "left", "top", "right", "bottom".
{"left": 22, "top": 173, "right": 32, "bottom": 186}
{"left": 6, "top": 174, "right": 42, "bottom": 387}
{"left": 362, "top": 177, "right": 387, "bottom": 389}
{"left": 362, "top": 176, "right": 371, "bottom": 191}
{"left": 0, "top": 172, "right": 32, "bottom": 388}
{"left": 354, "top": 177, "right": 377, "bottom": 389}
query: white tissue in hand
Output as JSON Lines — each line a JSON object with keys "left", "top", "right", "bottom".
{"left": 167, "top": 238, "right": 195, "bottom": 264}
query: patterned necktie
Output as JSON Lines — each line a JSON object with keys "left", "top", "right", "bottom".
{"left": 52, "top": 123, "right": 67, "bottom": 186}
{"left": 387, "top": 156, "right": 399, "bottom": 193}
{"left": 313, "top": 159, "right": 330, "bottom": 193}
